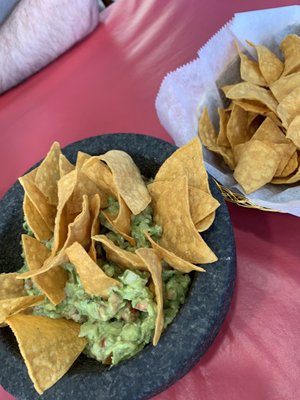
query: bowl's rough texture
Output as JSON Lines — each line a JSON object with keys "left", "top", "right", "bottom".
{"left": 0, "top": 133, "right": 236, "bottom": 400}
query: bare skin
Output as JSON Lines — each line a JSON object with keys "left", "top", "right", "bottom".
{"left": 0, "top": 0, "right": 100, "bottom": 93}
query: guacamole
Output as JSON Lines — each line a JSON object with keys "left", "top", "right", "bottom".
{"left": 21, "top": 197, "right": 191, "bottom": 365}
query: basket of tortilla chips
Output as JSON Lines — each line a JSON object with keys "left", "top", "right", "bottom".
{"left": 156, "top": 5, "right": 300, "bottom": 216}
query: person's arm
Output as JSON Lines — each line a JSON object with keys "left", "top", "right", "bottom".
{"left": 0, "top": 0, "right": 100, "bottom": 94}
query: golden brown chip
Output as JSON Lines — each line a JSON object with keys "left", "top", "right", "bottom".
{"left": 93, "top": 234, "right": 147, "bottom": 271}
{"left": 148, "top": 177, "right": 217, "bottom": 264}
{"left": 239, "top": 51, "right": 267, "bottom": 86}
{"left": 286, "top": 115, "right": 300, "bottom": 149}
{"left": 246, "top": 40, "right": 283, "bottom": 84}
{"left": 270, "top": 72, "right": 300, "bottom": 102}
{"left": 279, "top": 151, "right": 298, "bottom": 178}
{"left": 52, "top": 170, "right": 78, "bottom": 255}
{"left": 271, "top": 158, "right": 300, "bottom": 184}
{"left": 34, "top": 142, "right": 61, "bottom": 206}
{"left": 0, "top": 295, "right": 44, "bottom": 325}
{"left": 65, "top": 242, "right": 121, "bottom": 298}
{"left": 277, "top": 87, "right": 300, "bottom": 129}
{"left": 54, "top": 190, "right": 91, "bottom": 256}
{"left": 99, "top": 150, "right": 151, "bottom": 215}
{"left": 280, "top": 34, "right": 300, "bottom": 76}
{"left": 22, "top": 235, "right": 68, "bottom": 305}
{"left": 102, "top": 210, "right": 135, "bottom": 246}
{"left": 251, "top": 117, "right": 289, "bottom": 144}
{"left": 0, "top": 273, "right": 27, "bottom": 299}
{"left": 233, "top": 140, "right": 280, "bottom": 193}
{"left": 270, "top": 143, "right": 297, "bottom": 177}
{"left": 135, "top": 248, "right": 164, "bottom": 346}
{"left": 195, "top": 211, "right": 216, "bottom": 232}
{"left": 88, "top": 194, "right": 101, "bottom": 262}
{"left": 81, "top": 157, "right": 117, "bottom": 198}
{"left": 76, "top": 151, "right": 91, "bottom": 170}
{"left": 233, "top": 99, "right": 269, "bottom": 116}
{"left": 216, "top": 108, "right": 231, "bottom": 147}
{"left": 64, "top": 195, "right": 92, "bottom": 250}
{"left": 144, "top": 232, "right": 205, "bottom": 273}
{"left": 112, "top": 195, "right": 132, "bottom": 237}
{"left": 6, "top": 314, "right": 87, "bottom": 395}
{"left": 226, "top": 103, "right": 251, "bottom": 146}
{"left": 59, "top": 154, "right": 74, "bottom": 177}
{"left": 158, "top": 135, "right": 212, "bottom": 197}
{"left": 224, "top": 82, "right": 278, "bottom": 113}
{"left": 188, "top": 186, "right": 219, "bottom": 226}
{"left": 19, "top": 169, "right": 56, "bottom": 232}
{"left": 19, "top": 195, "right": 92, "bottom": 280}
{"left": 68, "top": 170, "right": 108, "bottom": 215}
{"left": 198, "top": 107, "right": 245, "bottom": 171}
{"left": 265, "top": 112, "right": 284, "bottom": 128}
{"left": 23, "top": 194, "right": 52, "bottom": 242}
{"left": 198, "top": 108, "right": 218, "bottom": 149}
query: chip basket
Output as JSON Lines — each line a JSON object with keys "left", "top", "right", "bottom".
{"left": 213, "top": 179, "right": 283, "bottom": 213}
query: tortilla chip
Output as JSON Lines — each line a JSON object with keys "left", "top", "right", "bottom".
{"left": 99, "top": 150, "right": 151, "bottom": 215}
{"left": 270, "top": 72, "right": 300, "bottom": 102}
{"left": 148, "top": 177, "right": 217, "bottom": 264}
{"left": 59, "top": 154, "right": 74, "bottom": 177}
{"left": 246, "top": 40, "right": 283, "bottom": 84}
{"left": 19, "top": 196, "right": 91, "bottom": 280}
{"left": 269, "top": 143, "right": 297, "bottom": 177}
{"left": 271, "top": 159, "right": 300, "bottom": 184}
{"left": 19, "top": 169, "right": 56, "bottom": 232}
{"left": 88, "top": 194, "right": 101, "bottom": 262}
{"left": 76, "top": 151, "right": 91, "bottom": 170}
{"left": 135, "top": 248, "right": 164, "bottom": 346}
{"left": 52, "top": 170, "right": 78, "bottom": 255}
{"left": 233, "top": 140, "right": 280, "bottom": 193}
{"left": 6, "top": 314, "right": 87, "bottom": 394}
{"left": 280, "top": 34, "right": 300, "bottom": 76}
{"left": 65, "top": 242, "right": 121, "bottom": 298}
{"left": 0, "top": 273, "right": 27, "bottom": 299}
{"left": 144, "top": 232, "right": 205, "bottom": 273}
{"left": 68, "top": 170, "right": 108, "bottom": 215}
{"left": 22, "top": 235, "right": 68, "bottom": 305}
{"left": 224, "top": 82, "right": 278, "bottom": 113}
{"left": 233, "top": 99, "right": 269, "bottom": 116}
{"left": 226, "top": 103, "right": 251, "bottom": 146}
{"left": 157, "top": 136, "right": 212, "bottom": 196}
{"left": 277, "top": 87, "right": 300, "bottom": 129}
{"left": 216, "top": 108, "right": 231, "bottom": 147}
{"left": 81, "top": 157, "right": 117, "bottom": 197}
{"left": 198, "top": 108, "right": 218, "bottom": 149}
{"left": 23, "top": 194, "right": 52, "bottom": 242}
{"left": 239, "top": 51, "right": 267, "bottom": 86}
{"left": 195, "top": 211, "right": 216, "bottom": 232}
{"left": 198, "top": 108, "right": 235, "bottom": 170}
{"left": 279, "top": 151, "right": 298, "bottom": 178}
{"left": 251, "top": 117, "right": 289, "bottom": 144}
{"left": 286, "top": 115, "right": 300, "bottom": 149}
{"left": 188, "top": 186, "right": 219, "bottom": 226}
{"left": 0, "top": 295, "right": 44, "bottom": 325}
{"left": 93, "top": 234, "right": 147, "bottom": 271}
{"left": 102, "top": 209, "right": 135, "bottom": 246}
{"left": 34, "top": 142, "right": 61, "bottom": 206}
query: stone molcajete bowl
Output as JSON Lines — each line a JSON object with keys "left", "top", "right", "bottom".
{"left": 0, "top": 133, "right": 236, "bottom": 400}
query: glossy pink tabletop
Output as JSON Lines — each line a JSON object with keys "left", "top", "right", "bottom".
{"left": 1, "top": 1, "right": 300, "bottom": 399}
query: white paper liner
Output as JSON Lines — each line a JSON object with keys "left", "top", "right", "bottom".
{"left": 155, "top": 5, "right": 300, "bottom": 216}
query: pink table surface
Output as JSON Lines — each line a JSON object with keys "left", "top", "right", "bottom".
{"left": 1, "top": 1, "right": 300, "bottom": 399}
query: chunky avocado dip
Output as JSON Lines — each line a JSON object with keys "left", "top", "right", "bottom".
{"left": 21, "top": 198, "right": 191, "bottom": 366}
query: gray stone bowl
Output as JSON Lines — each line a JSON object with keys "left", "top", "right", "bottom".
{"left": 0, "top": 133, "right": 236, "bottom": 400}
